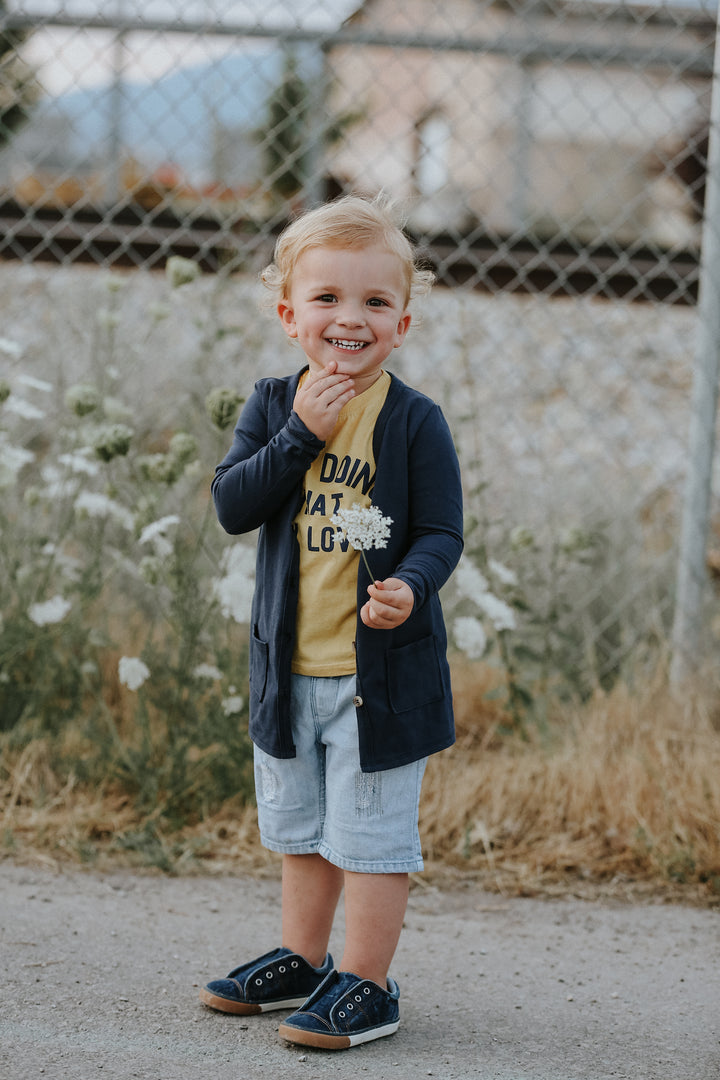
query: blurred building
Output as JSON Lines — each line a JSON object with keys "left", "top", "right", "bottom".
{"left": 327, "top": 0, "right": 715, "bottom": 246}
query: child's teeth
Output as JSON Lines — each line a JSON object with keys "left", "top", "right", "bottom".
{"left": 331, "top": 339, "right": 364, "bottom": 350}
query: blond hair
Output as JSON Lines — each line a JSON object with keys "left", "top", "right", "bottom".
{"left": 261, "top": 194, "right": 434, "bottom": 306}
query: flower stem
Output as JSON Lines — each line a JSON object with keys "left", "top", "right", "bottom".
{"left": 360, "top": 548, "right": 376, "bottom": 582}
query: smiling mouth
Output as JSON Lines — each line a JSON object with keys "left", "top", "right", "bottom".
{"left": 327, "top": 338, "right": 368, "bottom": 351}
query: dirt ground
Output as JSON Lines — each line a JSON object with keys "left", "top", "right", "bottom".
{"left": 0, "top": 860, "right": 718, "bottom": 1080}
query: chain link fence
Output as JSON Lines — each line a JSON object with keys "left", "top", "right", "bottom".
{"left": 2, "top": 0, "right": 720, "bottom": 696}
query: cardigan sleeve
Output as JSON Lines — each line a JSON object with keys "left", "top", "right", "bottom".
{"left": 211, "top": 380, "right": 324, "bottom": 535}
{"left": 392, "top": 403, "right": 464, "bottom": 609}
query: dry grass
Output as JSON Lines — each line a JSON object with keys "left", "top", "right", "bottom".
{"left": 419, "top": 664, "right": 720, "bottom": 903}
{"left": 2, "top": 665, "right": 720, "bottom": 906}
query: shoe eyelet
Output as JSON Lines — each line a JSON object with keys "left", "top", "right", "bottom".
{"left": 266, "top": 971, "right": 273, "bottom": 979}
{"left": 278, "top": 966, "right": 286, "bottom": 973}
{"left": 291, "top": 961, "right": 299, "bottom": 968}
{"left": 346, "top": 1002, "right": 354, "bottom": 1010}
{"left": 255, "top": 978, "right": 263, "bottom": 986}
{"left": 364, "top": 987, "right": 371, "bottom": 995}
{"left": 355, "top": 994, "right": 362, "bottom": 1002}
{"left": 338, "top": 1011, "right": 345, "bottom": 1018}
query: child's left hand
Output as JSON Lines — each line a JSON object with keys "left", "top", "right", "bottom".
{"left": 360, "top": 578, "right": 414, "bottom": 629}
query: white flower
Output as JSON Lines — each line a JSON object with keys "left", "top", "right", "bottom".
{"left": 16, "top": 374, "right": 52, "bottom": 393}
{"left": 118, "top": 656, "right": 150, "bottom": 692}
{"left": 193, "top": 663, "right": 223, "bottom": 681}
{"left": 139, "top": 515, "right": 181, "bottom": 557}
{"left": 0, "top": 438, "right": 34, "bottom": 488}
{"left": 488, "top": 559, "right": 518, "bottom": 587}
{"left": 28, "top": 595, "right": 72, "bottom": 626}
{"left": 222, "top": 694, "right": 244, "bottom": 716}
{"left": 75, "top": 491, "right": 134, "bottom": 530}
{"left": 40, "top": 543, "right": 83, "bottom": 581}
{"left": 40, "top": 463, "right": 77, "bottom": 499}
{"left": 454, "top": 615, "right": 488, "bottom": 659}
{"left": 5, "top": 397, "right": 45, "bottom": 420}
{"left": 59, "top": 450, "right": 101, "bottom": 476}
{"left": 330, "top": 504, "right": 393, "bottom": 551}
{"left": 213, "top": 544, "right": 255, "bottom": 624}
{"left": 476, "top": 591, "right": 517, "bottom": 632}
{"left": 454, "top": 557, "right": 490, "bottom": 606}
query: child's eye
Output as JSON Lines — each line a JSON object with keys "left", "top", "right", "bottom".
{"left": 367, "top": 297, "right": 389, "bottom": 307}
{"left": 315, "top": 293, "right": 337, "bottom": 303}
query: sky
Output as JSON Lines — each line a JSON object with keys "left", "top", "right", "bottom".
{"left": 13, "top": 0, "right": 360, "bottom": 93}
{"left": 8, "top": 1, "right": 361, "bottom": 28}
{"left": 11, "top": 0, "right": 719, "bottom": 96}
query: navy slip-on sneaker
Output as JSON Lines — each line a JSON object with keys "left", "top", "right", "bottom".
{"left": 199, "top": 947, "right": 333, "bottom": 1015}
{"left": 278, "top": 969, "right": 400, "bottom": 1050}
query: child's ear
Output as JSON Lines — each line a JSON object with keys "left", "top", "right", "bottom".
{"left": 393, "top": 311, "right": 412, "bottom": 348}
{"left": 277, "top": 300, "right": 298, "bottom": 339}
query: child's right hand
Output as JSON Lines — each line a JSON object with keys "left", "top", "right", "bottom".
{"left": 292, "top": 360, "right": 355, "bottom": 441}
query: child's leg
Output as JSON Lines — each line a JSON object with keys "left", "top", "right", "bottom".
{"left": 340, "top": 870, "right": 409, "bottom": 987}
{"left": 282, "top": 852, "right": 344, "bottom": 968}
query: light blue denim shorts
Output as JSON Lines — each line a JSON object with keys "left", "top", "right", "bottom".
{"left": 253, "top": 673, "right": 426, "bottom": 873}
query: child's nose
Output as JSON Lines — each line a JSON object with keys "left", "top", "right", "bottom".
{"left": 336, "top": 302, "right": 366, "bottom": 327}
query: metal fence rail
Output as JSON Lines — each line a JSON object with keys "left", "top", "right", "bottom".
{"left": 0, "top": 2, "right": 715, "bottom": 288}
{"left": 1, "top": 0, "right": 720, "bottom": 690}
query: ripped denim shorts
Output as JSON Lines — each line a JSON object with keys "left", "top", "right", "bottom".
{"left": 253, "top": 674, "right": 427, "bottom": 874}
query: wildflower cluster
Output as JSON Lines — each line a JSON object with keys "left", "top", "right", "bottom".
{"left": 450, "top": 555, "right": 518, "bottom": 663}
{"left": 448, "top": 513, "right": 602, "bottom": 729}
{"left": 330, "top": 504, "right": 393, "bottom": 551}
{"left": 331, "top": 503, "right": 393, "bottom": 579}
{"left": 92, "top": 422, "right": 134, "bottom": 462}
{"left": 205, "top": 387, "right": 245, "bottom": 431}
{"left": 0, "top": 266, "right": 258, "bottom": 832}
{"left": 118, "top": 656, "right": 150, "bottom": 692}
{"left": 137, "top": 432, "right": 199, "bottom": 485}
{"left": 166, "top": 255, "right": 202, "bottom": 289}
{"left": 212, "top": 544, "right": 256, "bottom": 624}
{"left": 66, "top": 383, "right": 101, "bottom": 417}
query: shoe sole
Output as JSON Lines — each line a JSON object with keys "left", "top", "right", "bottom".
{"left": 199, "top": 988, "right": 310, "bottom": 1015}
{"left": 278, "top": 1019, "right": 400, "bottom": 1050}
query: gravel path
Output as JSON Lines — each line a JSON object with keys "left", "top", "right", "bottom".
{"left": 1, "top": 862, "right": 718, "bottom": 1080}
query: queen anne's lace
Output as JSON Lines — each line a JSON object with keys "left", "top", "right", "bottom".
{"left": 28, "top": 595, "right": 72, "bottom": 627}
{"left": 453, "top": 615, "right": 488, "bottom": 659}
{"left": 330, "top": 504, "right": 393, "bottom": 552}
{"left": 118, "top": 656, "right": 150, "bottom": 691}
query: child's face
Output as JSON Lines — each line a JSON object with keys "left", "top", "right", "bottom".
{"left": 277, "top": 243, "right": 412, "bottom": 392}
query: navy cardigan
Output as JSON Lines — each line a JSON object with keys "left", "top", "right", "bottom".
{"left": 211, "top": 368, "right": 464, "bottom": 772}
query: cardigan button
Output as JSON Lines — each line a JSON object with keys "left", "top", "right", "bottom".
{"left": 352, "top": 695, "right": 363, "bottom": 707}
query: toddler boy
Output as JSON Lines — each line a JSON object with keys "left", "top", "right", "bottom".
{"left": 201, "top": 195, "right": 464, "bottom": 1049}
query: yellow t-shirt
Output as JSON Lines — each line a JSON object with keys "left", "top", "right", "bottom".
{"left": 292, "top": 371, "right": 390, "bottom": 676}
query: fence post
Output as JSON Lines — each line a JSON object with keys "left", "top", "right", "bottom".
{"left": 299, "top": 41, "right": 328, "bottom": 210}
{"left": 669, "top": 9, "right": 720, "bottom": 686}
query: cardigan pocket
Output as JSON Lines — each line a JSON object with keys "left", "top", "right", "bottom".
{"left": 250, "top": 629, "right": 270, "bottom": 704}
{"left": 386, "top": 634, "right": 443, "bottom": 713}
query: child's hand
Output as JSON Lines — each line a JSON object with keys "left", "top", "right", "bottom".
{"left": 293, "top": 360, "right": 355, "bottom": 441}
{"left": 360, "top": 578, "right": 414, "bottom": 630}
